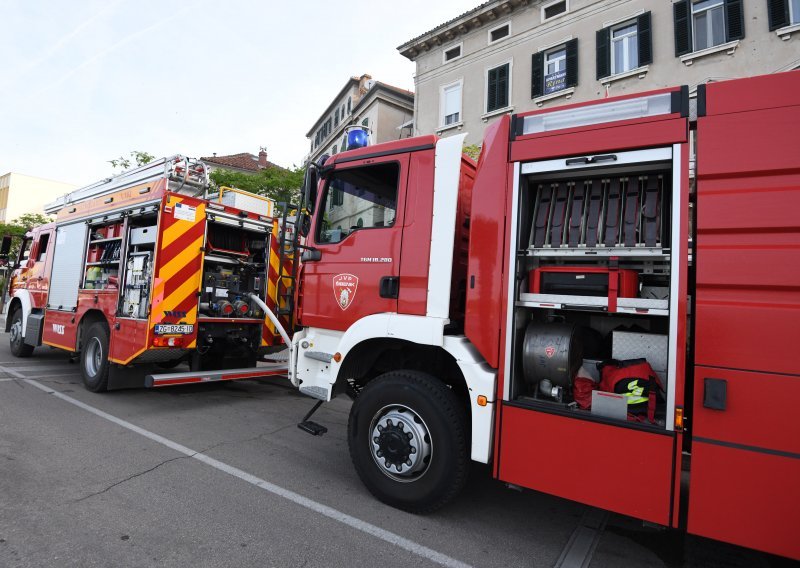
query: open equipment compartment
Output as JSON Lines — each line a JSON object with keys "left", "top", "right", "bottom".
{"left": 496, "top": 87, "right": 690, "bottom": 526}
{"left": 509, "top": 146, "right": 679, "bottom": 430}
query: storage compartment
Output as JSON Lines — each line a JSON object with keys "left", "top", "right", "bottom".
{"left": 83, "top": 221, "right": 123, "bottom": 290}
{"left": 508, "top": 146, "right": 680, "bottom": 431}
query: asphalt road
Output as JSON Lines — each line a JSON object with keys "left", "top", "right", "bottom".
{"left": 0, "top": 340, "right": 793, "bottom": 568}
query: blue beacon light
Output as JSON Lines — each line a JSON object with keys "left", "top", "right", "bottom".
{"left": 347, "top": 128, "right": 369, "bottom": 150}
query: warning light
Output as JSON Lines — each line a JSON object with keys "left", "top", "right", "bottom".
{"left": 347, "top": 127, "right": 369, "bottom": 150}
{"left": 675, "top": 407, "right": 684, "bottom": 431}
{"left": 477, "top": 395, "right": 488, "bottom": 407}
{"left": 333, "top": 352, "right": 342, "bottom": 363}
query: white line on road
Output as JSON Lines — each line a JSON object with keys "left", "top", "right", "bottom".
{"left": 7, "top": 367, "right": 471, "bottom": 568}
{"left": 554, "top": 507, "right": 608, "bottom": 568}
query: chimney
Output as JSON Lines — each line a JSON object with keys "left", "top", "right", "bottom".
{"left": 258, "top": 147, "right": 267, "bottom": 168}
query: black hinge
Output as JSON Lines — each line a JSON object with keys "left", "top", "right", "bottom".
{"left": 379, "top": 276, "right": 400, "bottom": 299}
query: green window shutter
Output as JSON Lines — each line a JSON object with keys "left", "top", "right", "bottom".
{"left": 531, "top": 52, "right": 544, "bottom": 98}
{"left": 725, "top": 0, "right": 745, "bottom": 40}
{"left": 565, "top": 39, "right": 578, "bottom": 88}
{"left": 673, "top": 0, "right": 692, "bottom": 56}
{"left": 596, "top": 27, "right": 611, "bottom": 79}
{"left": 768, "top": 0, "right": 790, "bottom": 31}
{"left": 638, "top": 12, "right": 653, "bottom": 66}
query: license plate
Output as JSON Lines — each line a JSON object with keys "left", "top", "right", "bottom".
{"left": 154, "top": 324, "right": 194, "bottom": 335}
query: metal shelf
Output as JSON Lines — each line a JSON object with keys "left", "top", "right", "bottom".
{"left": 517, "top": 292, "right": 669, "bottom": 316}
{"left": 526, "top": 246, "right": 669, "bottom": 258}
{"left": 90, "top": 237, "right": 122, "bottom": 244}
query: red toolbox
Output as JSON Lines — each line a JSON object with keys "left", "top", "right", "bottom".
{"left": 529, "top": 266, "right": 639, "bottom": 297}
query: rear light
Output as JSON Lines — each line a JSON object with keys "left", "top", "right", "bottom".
{"left": 153, "top": 336, "right": 184, "bottom": 347}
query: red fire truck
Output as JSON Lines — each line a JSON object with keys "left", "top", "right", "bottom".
{"left": 6, "top": 156, "right": 289, "bottom": 390}
{"left": 281, "top": 71, "right": 798, "bottom": 559}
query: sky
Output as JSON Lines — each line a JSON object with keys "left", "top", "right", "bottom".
{"left": 0, "top": 0, "right": 472, "bottom": 186}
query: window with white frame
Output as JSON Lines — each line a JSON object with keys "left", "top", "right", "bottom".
{"left": 692, "top": 0, "right": 725, "bottom": 50}
{"left": 542, "top": 0, "right": 568, "bottom": 21}
{"left": 611, "top": 22, "right": 639, "bottom": 74}
{"left": 674, "top": 0, "right": 743, "bottom": 56}
{"left": 441, "top": 81, "right": 462, "bottom": 126}
{"left": 443, "top": 44, "right": 462, "bottom": 63}
{"left": 486, "top": 62, "right": 510, "bottom": 113}
{"left": 488, "top": 22, "right": 510, "bottom": 44}
{"left": 531, "top": 38, "right": 578, "bottom": 98}
{"left": 769, "top": 0, "right": 800, "bottom": 28}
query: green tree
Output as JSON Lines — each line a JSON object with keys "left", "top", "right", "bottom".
{"left": 209, "top": 165, "right": 305, "bottom": 212}
{"left": 462, "top": 143, "right": 482, "bottom": 161}
{"left": 109, "top": 150, "right": 155, "bottom": 171}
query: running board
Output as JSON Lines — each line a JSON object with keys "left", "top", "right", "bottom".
{"left": 145, "top": 362, "right": 288, "bottom": 388}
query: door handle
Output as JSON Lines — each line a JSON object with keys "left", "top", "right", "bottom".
{"left": 379, "top": 276, "right": 399, "bottom": 299}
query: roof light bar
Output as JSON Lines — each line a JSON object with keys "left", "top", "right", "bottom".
{"left": 521, "top": 93, "right": 673, "bottom": 136}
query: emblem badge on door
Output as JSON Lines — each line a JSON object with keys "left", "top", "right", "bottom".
{"left": 332, "top": 273, "right": 359, "bottom": 310}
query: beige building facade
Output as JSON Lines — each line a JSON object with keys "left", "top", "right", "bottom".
{"left": 0, "top": 172, "right": 75, "bottom": 222}
{"left": 306, "top": 74, "right": 414, "bottom": 164}
{"left": 399, "top": 0, "right": 800, "bottom": 146}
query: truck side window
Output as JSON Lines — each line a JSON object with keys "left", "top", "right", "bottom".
{"left": 36, "top": 233, "right": 50, "bottom": 262}
{"left": 19, "top": 238, "right": 32, "bottom": 263}
{"left": 317, "top": 162, "right": 399, "bottom": 244}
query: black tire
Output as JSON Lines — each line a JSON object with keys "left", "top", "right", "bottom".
{"left": 80, "top": 322, "right": 110, "bottom": 392}
{"left": 347, "top": 370, "right": 469, "bottom": 514}
{"left": 8, "top": 308, "right": 34, "bottom": 358}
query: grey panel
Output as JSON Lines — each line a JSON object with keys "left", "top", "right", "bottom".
{"left": 24, "top": 312, "right": 45, "bottom": 346}
{"left": 48, "top": 223, "right": 88, "bottom": 310}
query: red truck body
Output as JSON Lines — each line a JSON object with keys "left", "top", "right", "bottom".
{"left": 289, "top": 70, "right": 799, "bottom": 559}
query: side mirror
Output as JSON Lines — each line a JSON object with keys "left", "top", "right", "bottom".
{"left": 298, "top": 212, "right": 312, "bottom": 238}
{"left": 0, "top": 236, "right": 12, "bottom": 257}
{"left": 303, "top": 167, "right": 319, "bottom": 212}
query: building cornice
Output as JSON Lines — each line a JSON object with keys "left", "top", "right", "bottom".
{"left": 397, "top": 0, "right": 535, "bottom": 60}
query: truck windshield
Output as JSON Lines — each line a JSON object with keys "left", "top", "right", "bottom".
{"left": 317, "top": 162, "right": 399, "bottom": 244}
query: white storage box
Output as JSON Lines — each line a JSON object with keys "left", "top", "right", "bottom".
{"left": 611, "top": 330, "right": 668, "bottom": 387}
{"left": 219, "top": 187, "right": 274, "bottom": 217}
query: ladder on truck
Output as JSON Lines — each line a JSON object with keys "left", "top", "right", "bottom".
{"left": 273, "top": 202, "right": 304, "bottom": 332}
{"left": 43, "top": 155, "right": 209, "bottom": 215}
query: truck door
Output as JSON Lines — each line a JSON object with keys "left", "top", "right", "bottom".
{"left": 300, "top": 155, "right": 408, "bottom": 331}
{"left": 689, "top": 72, "right": 800, "bottom": 559}
{"left": 26, "top": 229, "right": 53, "bottom": 308}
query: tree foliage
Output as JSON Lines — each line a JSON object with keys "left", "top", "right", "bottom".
{"left": 109, "top": 150, "right": 155, "bottom": 171}
{"left": 462, "top": 143, "right": 482, "bottom": 161}
{"left": 209, "top": 165, "right": 305, "bottom": 211}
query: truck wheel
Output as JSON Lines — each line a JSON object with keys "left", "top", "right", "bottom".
{"left": 80, "top": 322, "right": 110, "bottom": 392}
{"left": 347, "top": 370, "right": 468, "bottom": 514}
{"left": 8, "top": 309, "right": 34, "bottom": 358}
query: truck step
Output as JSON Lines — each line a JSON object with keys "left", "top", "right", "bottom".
{"left": 297, "top": 421, "right": 327, "bottom": 436}
{"left": 145, "top": 362, "right": 288, "bottom": 388}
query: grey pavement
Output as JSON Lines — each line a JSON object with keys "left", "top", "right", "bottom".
{"left": 0, "top": 343, "right": 792, "bottom": 568}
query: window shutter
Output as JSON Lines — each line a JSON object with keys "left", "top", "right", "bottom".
{"left": 596, "top": 27, "right": 611, "bottom": 79}
{"left": 487, "top": 67, "right": 498, "bottom": 111}
{"left": 638, "top": 12, "right": 653, "bottom": 66}
{"left": 497, "top": 64, "right": 509, "bottom": 109}
{"left": 768, "top": 0, "right": 790, "bottom": 31}
{"left": 531, "top": 52, "right": 544, "bottom": 98}
{"left": 673, "top": 0, "right": 691, "bottom": 56}
{"left": 725, "top": 0, "right": 745, "bottom": 41}
{"left": 565, "top": 39, "right": 578, "bottom": 88}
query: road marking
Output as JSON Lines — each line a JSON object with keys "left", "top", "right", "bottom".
{"left": 9, "top": 367, "right": 471, "bottom": 568}
{"left": 554, "top": 507, "right": 608, "bottom": 568}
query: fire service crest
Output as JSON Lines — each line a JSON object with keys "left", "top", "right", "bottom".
{"left": 332, "top": 273, "right": 358, "bottom": 310}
